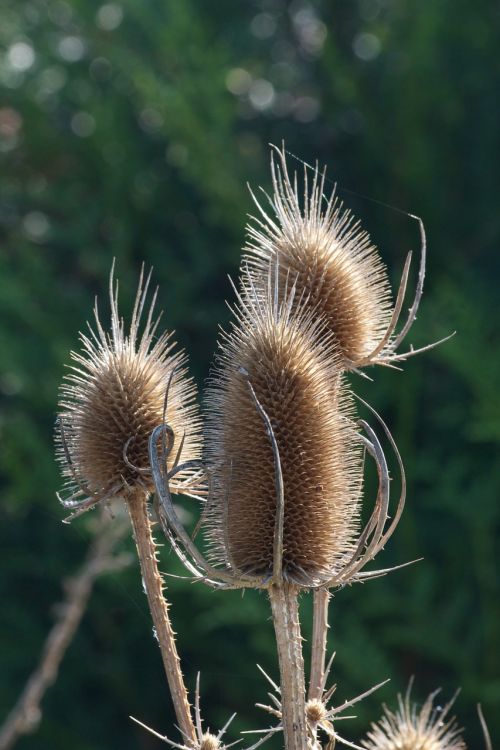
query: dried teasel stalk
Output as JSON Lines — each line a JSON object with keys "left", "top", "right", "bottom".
{"left": 55, "top": 265, "right": 202, "bottom": 746}
{"left": 243, "top": 145, "right": 434, "bottom": 371}
{"left": 362, "top": 682, "right": 466, "bottom": 750}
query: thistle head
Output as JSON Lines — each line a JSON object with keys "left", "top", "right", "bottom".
{"left": 244, "top": 145, "right": 393, "bottom": 368}
{"left": 203, "top": 269, "right": 363, "bottom": 586}
{"left": 56, "top": 265, "right": 202, "bottom": 517}
{"left": 306, "top": 699, "right": 328, "bottom": 727}
{"left": 362, "top": 684, "right": 466, "bottom": 750}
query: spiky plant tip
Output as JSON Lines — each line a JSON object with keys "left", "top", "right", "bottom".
{"left": 362, "top": 684, "right": 466, "bottom": 750}
{"left": 204, "top": 268, "right": 363, "bottom": 586}
{"left": 56, "top": 264, "right": 202, "bottom": 519}
{"left": 243, "top": 144, "right": 395, "bottom": 368}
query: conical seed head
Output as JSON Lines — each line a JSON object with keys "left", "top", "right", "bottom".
{"left": 204, "top": 274, "right": 363, "bottom": 585}
{"left": 244, "top": 147, "right": 393, "bottom": 366}
{"left": 56, "top": 267, "right": 202, "bottom": 508}
{"left": 362, "top": 687, "right": 466, "bottom": 750}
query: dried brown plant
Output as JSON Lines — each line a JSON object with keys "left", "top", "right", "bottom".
{"left": 151, "top": 269, "right": 406, "bottom": 594}
{"left": 55, "top": 265, "right": 203, "bottom": 746}
{"left": 46, "top": 150, "right": 472, "bottom": 750}
{"left": 243, "top": 145, "right": 434, "bottom": 371}
{"left": 56, "top": 264, "right": 202, "bottom": 519}
{"left": 203, "top": 270, "right": 362, "bottom": 587}
{"left": 150, "top": 268, "right": 406, "bottom": 750}
{"left": 362, "top": 683, "right": 466, "bottom": 750}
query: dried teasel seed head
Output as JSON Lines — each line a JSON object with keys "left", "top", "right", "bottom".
{"left": 56, "top": 265, "right": 202, "bottom": 517}
{"left": 362, "top": 683, "right": 466, "bottom": 750}
{"left": 199, "top": 733, "right": 221, "bottom": 750}
{"left": 244, "top": 145, "right": 394, "bottom": 368}
{"left": 306, "top": 699, "right": 328, "bottom": 726}
{"left": 203, "top": 269, "right": 363, "bottom": 586}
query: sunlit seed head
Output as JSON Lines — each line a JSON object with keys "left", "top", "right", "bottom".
{"left": 203, "top": 269, "right": 363, "bottom": 586}
{"left": 56, "top": 265, "right": 201, "bottom": 512}
{"left": 199, "top": 733, "right": 220, "bottom": 750}
{"left": 306, "top": 699, "right": 328, "bottom": 726}
{"left": 243, "top": 145, "right": 393, "bottom": 367}
{"left": 362, "top": 684, "right": 466, "bottom": 750}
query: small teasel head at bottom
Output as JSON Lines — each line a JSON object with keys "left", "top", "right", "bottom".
{"left": 362, "top": 682, "right": 466, "bottom": 750}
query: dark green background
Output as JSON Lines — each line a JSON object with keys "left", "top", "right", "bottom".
{"left": 1, "top": 1, "right": 499, "bottom": 748}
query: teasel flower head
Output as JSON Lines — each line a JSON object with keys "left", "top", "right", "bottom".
{"left": 362, "top": 683, "right": 466, "bottom": 750}
{"left": 202, "top": 268, "right": 364, "bottom": 587}
{"left": 243, "top": 145, "right": 431, "bottom": 370}
{"left": 56, "top": 265, "right": 202, "bottom": 520}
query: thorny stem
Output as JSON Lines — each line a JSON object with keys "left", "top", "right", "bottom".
{"left": 308, "top": 589, "right": 330, "bottom": 702}
{"left": 128, "top": 492, "right": 197, "bottom": 746}
{"left": 268, "top": 583, "right": 308, "bottom": 750}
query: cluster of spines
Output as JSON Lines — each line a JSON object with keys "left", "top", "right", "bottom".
{"left": 362, "top": 685, "right": 466, "bottom": 750}
{"left": 56, "top": 267, "right": 202, "bottom": 513}
{"left": 202, "top": 148, "right": 404, "bottom": 586}
{"left": 243, "top": 145, "right": 394, "bottom": 368}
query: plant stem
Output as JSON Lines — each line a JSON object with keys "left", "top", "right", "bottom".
{"left": 268, "top": 582, "right": 307, "bottom": 750}
{"left": 308, "top": 588, "right": 330, "bottom": 701}
{"left": 0, "top": 519, "right": 129, "bottom": 750}
{"left": 128, "top": 492, "right": 196, "bottom": 746}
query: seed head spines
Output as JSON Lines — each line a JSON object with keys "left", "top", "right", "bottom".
{"left": 56, "top": 265, "right": 202, "bottom": 517}
{"left": 244, "top": 146, "right": 395, "bottom": 368}
{"left": 203, "top": 269, "right": 363, "bottom": 586}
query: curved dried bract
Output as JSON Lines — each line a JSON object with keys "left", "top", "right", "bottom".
{"left": 243, "top": 145, "right": 428, "bottom": 370}
{"left": 203, "top": 269, "right": 363, "bottom": 586}
{"left": 56, "top": 264, "right": 202, "bottom": 518}
{"left": 362, "top": 682, "right": 466, "bottom": 750}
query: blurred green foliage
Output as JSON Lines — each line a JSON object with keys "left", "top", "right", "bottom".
{"left": 0, "top": 1, "right": 499, "bottom": 748}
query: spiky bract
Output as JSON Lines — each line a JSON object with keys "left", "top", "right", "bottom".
{"left": 362, "top": 685, "right": 466, "bottom": 750}
{"left": 56, "top": 267, "right": 201, "bottom": 514}
{"left": 204, "top": 271, "right": 362, "bottom": 586}
{"left": 244, "top": 147, "right": 393, "bottom": 367}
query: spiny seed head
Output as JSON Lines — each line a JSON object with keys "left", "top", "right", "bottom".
{"left": 199, "top": 733, "right": 220, "bottom": 750}
{"left": 362, "top": 685, "right": 466, "bottom": 750}
{"left": 306, "top": 699, "right": 328, "bottom": 726}
{"left": 204, "top": 270, "right": 363, "bottom": 586}
{"left": 244, "top": 146, "right": 393, "bottom": 367}
{"left": 56, "top": 266, "right": 201, "bottom": 512}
